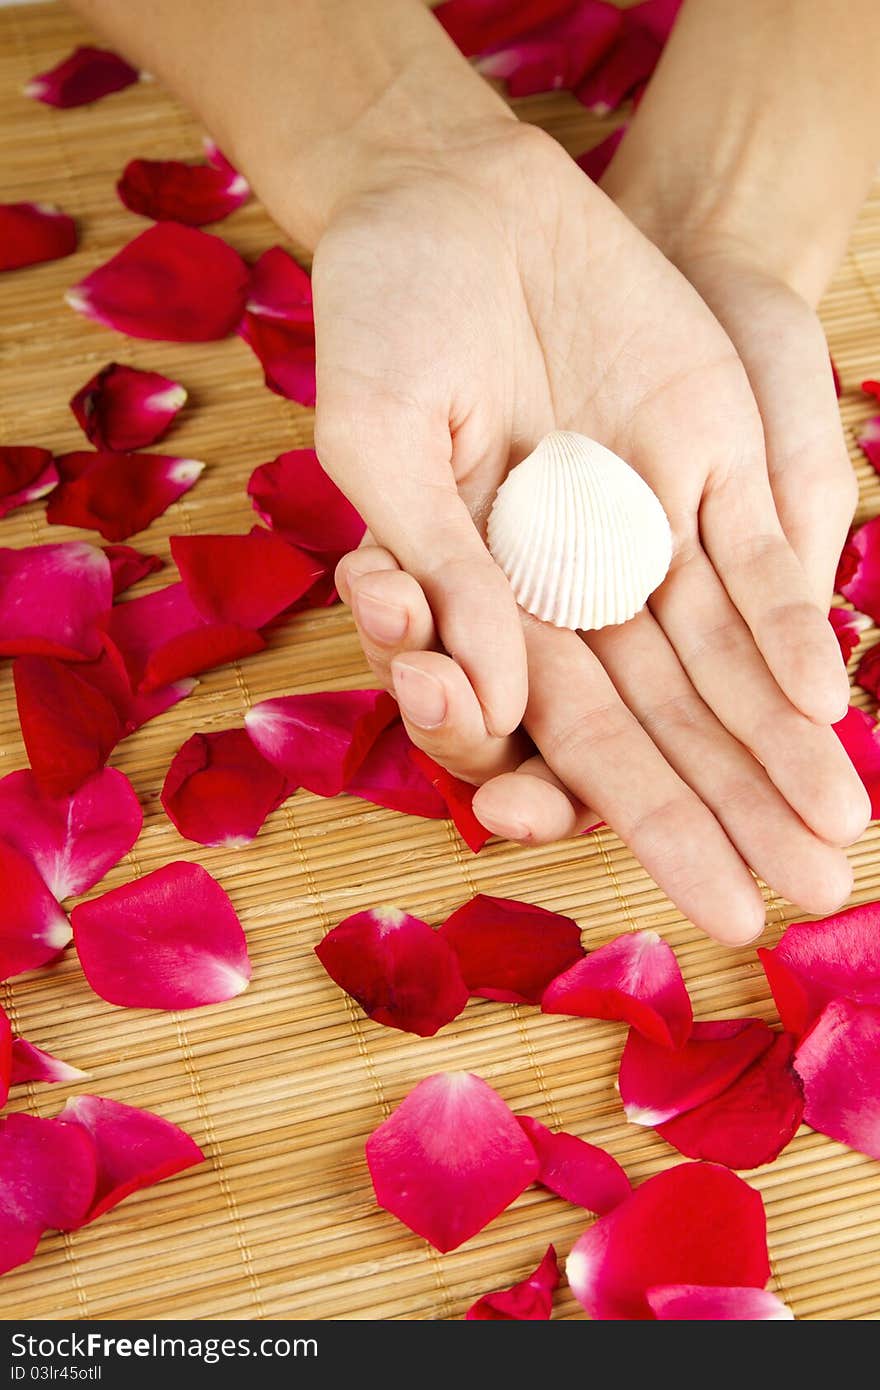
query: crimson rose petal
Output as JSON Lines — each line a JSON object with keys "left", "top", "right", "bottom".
{"left": 618, "top": 1018, "right": 775, "bottom": 1126}
{"left": 10, "top": 1039, "right": 88, "bottom": 1087}
{"left": 105, "top": 582, "right": 265, "bottom": 692}
{"left": 575, "top": 0, "right": 681, "bottom": 113}
{"left": 477, "top": 2, "right": 622, "bottom": 97}
{"left": 13, "top": 655, "right": 122, "bottom": 796}
{"left": 47, "top": 450, "right": 203, "bottom": 542}
{"left": 25, "top": 46, "right": 138, "bottom": 107}
{"left": 434, "top": 0, "right": 574, "bottom": 56}
{"left": 0, "top": 1007, "right": 9, "bottom": 1110}
{"left": 829, "top": 606, "right": 867, "bottom": 665}
{"left": 793, "top": 998, "right": 880, "bottom": 1160}
{"left": 542, "top": 930, "right": 692, "bottom": 1048}
{"left": 0, "top": 447, "right": 58, "bottom": 517}
{"left": 835, "top": 517, "right": 880, "bottom": 623}
{"left": 171, "top": 528, "right": 321, "bottom": 629}
{"left": 161, "top": 729, "right": 289, "bottom": 846}
{"left": 0, "top": 203, "right": 76, "bottom": 272}
{"left": 245, "top": 688, "right": 398, "bottom": 797}
{"left": 576, "top": 125, "right": 627, "bottom": 181}
{"left": 407, "top": 748, "right": 492, "bottom": 852}
{"left": 466, "top": 1246, "right": 559, "bottom": 1321}
{"left": 247, "top": 448, "right": 365, "bottom": 569}
{"left": 758, "top": 901, "right": 880, "bottom": 1036}
{"left": 117, "top": 157, "right": 250, "bottom": 226}
{"left": 0, "top": 840, "right": 71, "bottom": 981}
{"left": 518, "top": 1115, "right": 631, "bottom": 1213}
{"left": 103, "top": 544, "right": 164, "bottom": 596}
{"left": 646, "top": 1284, "right": 793, "bottom": 1320}
{"left": 71, "top": 363, "right": 186, "bottom": 452}
{"left": 0, "top": 542, "right": 112, "bottom": 662}
{"left": 858, "top": 416, "right": 880, "bottom": 473}
{"left": 0, "top": 1114, "right": 96, "bottom": 1275}
{"left": 239, "top": 247, "right": 315, "bottom": 405}
{"left": 833, "top": 705, "right": 880, "bottom": 817}
{"left": 344, "top": 722, "right": 447, "bottom": 818}
{"left": 438, "top": 893, "right": 585, "bottom": 1004}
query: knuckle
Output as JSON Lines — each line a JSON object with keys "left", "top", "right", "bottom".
{"left": 542, "top": 700, "right": 635, "bottom": 769}
{"left": 638, "top": 692, "right": 702, "bottom": 741}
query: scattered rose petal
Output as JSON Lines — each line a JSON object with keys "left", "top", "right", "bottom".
{"left": 862, "top": 380, "right": 880, "bottom": 402}
{"left": 576, "top": 125, "right": 627, "bottom": 181}
{"left": 794, "top": 998, "right": 880, "bottom": 1160}
{"left": 247, "top": 449, "right": 365, "bottom": 574}
{"left": 575, "top": 0, "right": 681, "bottom": 112}
{"left": 0, "top": 840, "right": 71, "bottom": 981}
{"left": 366, "top": 1072, "right": 539, "bottom": 1252}
{"left": 0, "top": 202, "right": 77, "bottom": 272}
{"left": 856, "top": 643, "right": 880, "bottom": 699}
{"left": 161, "top": 729, "right": 289, "bottom": 846}
{"left": 70, "top": 362, "right": 186, "bottom": 452}
{"left": 618, "top": 1018, "right": 775, "bottom": 1126}
{"left": 518, "top": 1115, "right": 631, "bottom": 1213}
{"left": 438, "top": 893, "right": 585, "bottom": 1004}
{"left": 656, "top": 1034, "right": 804, "bottom": 1169}
{"left": 245, "top": 688, "right": 398, "bottom": 797}
{"left": 67, "top": 223, "right": 249, "bottom": 342}
{"left": 831, "top": 356, "right": 842, "bottom": 397}
{"left": 315, "top": 907, "right": 468, "bottom": 1038}
{"left": 646, "top": 1284, "right": 793, "bottom": 1321}
{"left": 25, "top": 46, "right": 138, "bottom": 107}
{"left": 858, "top": 416, "right": 880, "bottom": 473}
{"left": 758, "top": 901, "right": 880, "bottom": 1036}
{"left": 245, "top": 245, "right": 311, "bottom": 319}
{"left": 829, "top": 605, "right": 868, "bottom": 664}
{"left": 117, "top": 156, "right": 250, "bottom": 226}
{"left": 71, "top": 860, "right": 251, "bottom": 1010}
{"left": 103, "top": 543, "right": 163, "bottom": 596}
{"left": 344, "top": 721, "right": 447, "bottom": 818}
{"left": 407, "top": 748, "right": 492, "bottom": 852}
{"left": 466, "top": 1246, "right": 559, "bottom": 1321}
{"left": 0, "top": 767, "right": 141, "bottom": 900}
{"left": 477, "top": 2, "right": 621, "bottom": 97}
{"left": 0, "top": 447, "right": 58, "bottom": 517}
{"left": 835, "top": 517, "right": 880, "bottom": 623}
{"left": 542, "top": 930, "right": 692, "bottom": 1048}
{"left": 566, "top": 1161, "right": 770, "bottom": 1320}
{"left": 13, "top": 655, "right": 122, "bottom": 796}
{"left": 239, "top": 248, "right": 316, "bottom": 405}
{"left": 47, "top": 449, "right": 204, "bottom": 542}
{"left": 0, "top": 541, "right": 112, "bottom": 662}
{"left": 105, "top": 582, "right": 265, "bottom": 693}
{"left": 60, "top": 1095, "right": 203, "bottom": 1223}
{"left": 77, "top": 633, "right": 196, "bottom": 735}
{"left": 170, "top": 528, "right": 321, "bottom": 629}
{"left": 10, "top": 1039, "right": 88, "bottom": 1087}
{"left": 833, "top": 705, "right": 880, "bottom": 817}
{"left": 435, "top": 0, "right": 574, "bottom": 56}
{"left": 0, "top": 1007, "right": 9, "bottom": 1110}
{"left": 0, "top": 1114, "right": 97, "bottom": 1274}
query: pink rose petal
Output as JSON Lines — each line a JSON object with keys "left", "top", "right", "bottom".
{"left": 10, "top": 1038, "right": 88, "bottom": 1087}
{"left": 0, "top": 447, "right": 58, "bottom": 517}
{"left": 0, "top": 1113, "right": 97, "bottom": 1275}
{"left": 76, "top": 634, "right": 196, "bottom": 736}
{"left": 407, "top": 749, "right": 492, "bottom": 852}
{"left": 466, "top": 1246, "right": 559, "bottom": 1321}
{"left": 13, "top": 654, "right": 122, "bottom": 796}
{"left": 758, "top": 901, "right": 880, "bottom": 1037}
{"left": 60, "top": 1095, "right": 203, "bottom": 1223}
{"left": 574, "top": 0, "right": 680, "bottom": 112}
{"left": 0, "top": 541, "right": 112, "bottom": 662}
{"left": 477, "top": 1, "right": 621, "bottom": 97}
{"left": 858, "top": 416, "right": 880, "bottom": 474}
{"left": 366, "top": 1072, "right": 539, "bottom": 1252}
{"left": 72, "top": 861, "right": 250, "bottom": 1010}
{"left": 518, "top": 1115, "right": 631, "bottom": 1213}
{"left": 105, "top": 582, "right": 265, "bottom": 693}
{"left": 315, "top": 907, "right": 468, "bottom": 1038}
{"left": 435, "top": 0, "right": 575, "bottom": 56}
{"left": 117, "top": 156, "right": 250, "bottom": 226}
{"left": 618, "top": 1018, "right": 775, "bottom": 1126}
{"left": 161, "top": 729, "right": 289, "bottom": 846}
{"left": 566, "top": 1161, "right": 770, "bottom": 1320}
{"left": 47, "top": 450, "right": 203, "bottom": 542}
{"left": 26, "top": 46, "right": 138, "bottom": 107}
{"left": 67, "top": 223, "right": 249, "bottom": 342}
{"left": 834, "top": 705, "right": 880, "bottom": 817}
{"left": 245, "top": 688, "right": 398, "bottom": 797}
{"left": 0, "top": 202, "right": 77, "bottom": 272}
{"left": 576, "top": 124, "right": 627, "bottom": 181}
{"left": 438, "top": 893, "right": 585, "bottom": 1004}
{"left": 542, "top": 930, "right": 692, "bottom": 1048}
{"left": 171, "top": 528, "right": 322, "bottom": 629}
{"left": 344, "top": 721, "right": 447, "bottom": 818}
{"left": 247, "top": 448, "right": 365, "bottom": 573}
{"left": 856, "top": 642, "right": 880, "bottom": 700}
{"left": 835, "top": 517, "right": 880, "bottom": 623}
{"left": 103, "top": 543, "right": 164, "bottom": 596}
{"left": 829, "top": 605, "right": 868, "bottom": 664}
{"left": 71, "top": 363, "right": 186, "bottom": 452}
{"left": 794, "top": 997, "right": 880, "bottom": 1160}
{"left": 646, "top": 1284, "right": 793, "bottom": 1321}
{"left": 0, "top": 768, "right": 141, "bottom": 901}
{"left": 0, "top": 839, "right": 71, "bottom": 981}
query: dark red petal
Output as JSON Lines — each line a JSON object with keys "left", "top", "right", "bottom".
{"left": 0, "top": 541, "right": 112, "bottom": 662}
{"left": 25, "top": 45, "right": 138, "bottom": 107}
{"left": 407, "top": 748, "right": 492, "bottom": 852}
{"left": 834, "top": 705, "right": 880, "bottom": 817}
{"left": 0, "top": 1113, "right": 96, "bottom": 1274}
{"left": 171, "top": 528, "right": 322, "bottom": 629}
{"left": 477, "top": 2, "right": 622, "bottom": 97}
{"left": 71, "top": 860, "right": 251, "bottom": 1010}
{"left": 71, "top": 362, "right": 186, "bottom": 452}
{"left": 117, "top": 157, "right": 250, "bottom": 226}
{"left": 239, "top": 314, "right": 316, "bottom": 406}
{"left": 656, "top": 1034, "right": 804, "bottom": 1169}
{"left": 0, "top": 447, "right": 58, "bottom": 517}
{"left": 858, "top": 416, "right": 880, "bottom": 474}
{"left": 862, "top": 380, "right": 880, "bottom": 401}
{"left": 14, "top": 655, "right": 121, "bottom": 796}
{"left": 618, "top": 1018, "right": 775, "bottom": 1126}
{"left": 0, "top": 1006, "right": 10, "bottom": 1110}
{"left": 366, "top": 1072, "right": 539, "bottom": 1251}
{"left": 103, "top": 543, "right": 164, "bottom": 596}
{"left": 77, "top": 634, "right": 195, "bottom": 735}
{"left": 247, "top": 448, "right": 365, "bottom": 568}
{"left": 245, "top": 688, "right": 398, "bottom": 797}
{"left": 315, "top": 907, "right": 469, "bottom": 1037}
{"left": 344, "top": 721, "right": 447, "bottom": 818}
{"left": 566, "top": 1161, "right": 770, "bottom": 1320}
{"left": 0, "top": 202, "right": 77, "bottom": 272}
{"left": 434, "top": 0, "right": 574, "bottom": 56}
{"left": 758, "top": 901, "right": 880, "bottom": 1036}
{"left": 647, "top": 1284, "right": 793, "bottom": 1320}
{"left": 856, "top": 643, "right": 880, "bottom": 701}
{"left": 47, "top": 449, "right": 203, "bottom": 542}
{"left": 161, "top": 728, "right": 289, "bottom": 846}
{"left": 835, "top": 517, "right": 880, "bottom": 622}
{"left": 576, "top": 124, "right": 627, "bottom": 181}
{"left": 60, "top": 1095, "right": 202, "bottom": 1224}
{"left": 794, "top": 998, "right": 880, "bottom": 1159}
{"left": 67, "top": 223, "right": 249, "bottom": 342}
{"left": 0, "top": 840, "right": 71, "bottom": 981}
{"left": 831, "top": 356, "right": 842, "bottom": 397}
{"left": 10, "top": 1038, "right": 88, "bottom": 1086}
{"left": 829, "top": 605, "right": 867, "bottom": 665}
{"left": 575, "top": 0, "right": 681, "bottom": 112}
{"left": 518, "top": 1115, "right": 631, "bottom": 1213}
{"left": 466, "top": 1246, "right": 559, "bottom": 1321}
{"left": 542, "top": 930, "right": 692, "bottom": 1048}
{"left": 105, "top": 581, "right": 265, "bottom": 692}
{"left": 438, "top": 893, "right": 585, "bottom": 1004}
{"left": 245, "top": 246, "right": 312, "bottom": 318}
{"left": 0, "top": 767, "right": 141, "bottom": 900}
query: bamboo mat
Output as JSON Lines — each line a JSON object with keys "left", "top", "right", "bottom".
{"left": 1, "top": 1, "right": 880, "bottom": 1324}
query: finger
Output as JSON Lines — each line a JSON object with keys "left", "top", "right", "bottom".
{"left": 474, "top": 754, "right": 599, "bottom": 844}
{"left": 334, "top": 545, "right": 400, "bottom": 607}
{"left": 522, "top": 619, "right": 766, "bottom": 945}
{"left": 349, "top": 567, "right": 438, "bottom": 689}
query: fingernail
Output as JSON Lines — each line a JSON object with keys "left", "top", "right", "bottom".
{"left": 474, "top": 807, "right": 532, "bottom": 842}
{"left": 356, "top": 592, "right": 408, "bottom": 645}
{"left": 393, "top": 663, "right": 447, "bottom": 729}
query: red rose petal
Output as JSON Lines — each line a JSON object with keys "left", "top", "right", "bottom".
{"left": 831, "top": 356, "right": 842, "bottom": 397}
{"left": 245, "top": 245, "right": 312, "bottom": 319}
{"left": 435, "top": 0, "right": 574, "bottom": 56}
{"left": 13, "top": 654, "right": 122, "bottom": 796}
{"left": 834, "top": 705, "right": 880, "bottom": 817}
{"left": 0, "top": 840, "right": 71, "bottom": 981}
{"left": 117, "top": 157, "right": 250, "bottom": 226}
{"left": 366, "top": 1072, "right": 539, "bottom": 1252}
{"left": 247, "top": 448, "right": 365, "bottom": 570}
{"left": 575, "top": 0, "right": 681, "bottom": 113}
{"left": 656, "top": 1033, "right": 804, "bottom": 1169}
{"left": 344, "top": 721, "right": 447, "bottom": 818}
{"left": 245, "top": 688, "right": 398, "bottom": 797}
{"left": 576, "top": 125, "right": 627, "bottom": 181}
{"left": 407, "top": 748, "right": 492, "bottom": 852}
{"left": 646, "top": 1284, "right": 793, "bottom": 1321}
{"left": 862, "top": 380, "right": 880, "bottom": 402}
{"left": 67, "top": 223, "right": 249, "bottom": 342}
{"left": 60, "top": 1095, "right": 203, "bottom": 1224}
{"left": 829, "top": 605, "right": 868, "bottom": 664}
{"left": 71, "top": 363, "right": 187, "bottom": 452}
{"left": 542, "top": 930, "right": 692, "bottom": 1048}
{"left": 0, "top": 1113, "right": 97, "bottom": 1275}
{"left": 239, "top": 247, "right": 316, "bottom": 405}
{"left": 856, "top": 642, "right": 880, "bottom": 699}
{"left": 477, "top": 2, "right": 622, "bottom": 97}
{"left": 758, "top": 901, "right": 880, "bottom": 1037}
{"left": 103, "top": 543, "right": 164, "bottom": 596}
{"left": 566, "top": 1161, "right": 770, "bottom": 1320}
{"left": 794, "top": 998, "right": 880, "bottom": 1159}
{"left": 78, "top": 634, "right": 196, "bottom": 735}
{"left": 0, "top": 1006, "right": 10, "bottom": 1109}
{"left": 316, "top": 907, "right": 468, "bottom": 1038}
{"left": 0, "top": 447, "right": 58, "bottom": 517}
{"left": 161, "top": 728, "right": 289, "bottom": 846}
{"left": 0, "top": 541, "right": 112, "bottom": 662}
{"left": 518, "top": 1115, "right": 631, "bottom": 1213}
{"left": 618, "top": 1018, "right": 775, "bottom": 1126}
{"left": 47, "top": 449, "right": 203, "bottom": 542}
{"left": 0, "top": 768, "right": 141, "bottom": 900}
{"left": 438, "top": 893, "right": 585, "bottom": 1004}
{"left": 835, "top": 517, "right": 880, "bottom": 622}
{"left": 10, "top": 1038, "right": 88, "bottom": 1087}
{"left": 71, "top": 860, "right": 251, "bottom": 1010}
{"left": 105, "top": 582, "right": 265, "bottom": 692}
{"left": 25, "top": 45, "right": 138, "bottom": 107}
{"left": 858, "top": 416, "right": 880, "bottom": 474}
{"left": 466, "top": 1245, "right": 559, "bottom": 1321}
{"left": 0, "top": 202, "right": 77, "bottom": 272}
{"left": 171, "top": 528, "right": 322, "bottom": 629}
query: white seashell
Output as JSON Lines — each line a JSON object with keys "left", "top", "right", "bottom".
{"left": 487, "top": 431, "right": 673, "bottom": 631}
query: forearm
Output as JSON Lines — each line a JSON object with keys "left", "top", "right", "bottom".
{"left": 67, "top": 0, "right": 512, "bottom": 247}
{"left": 603, "top": 0, "right": 880, "bottom": 303}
